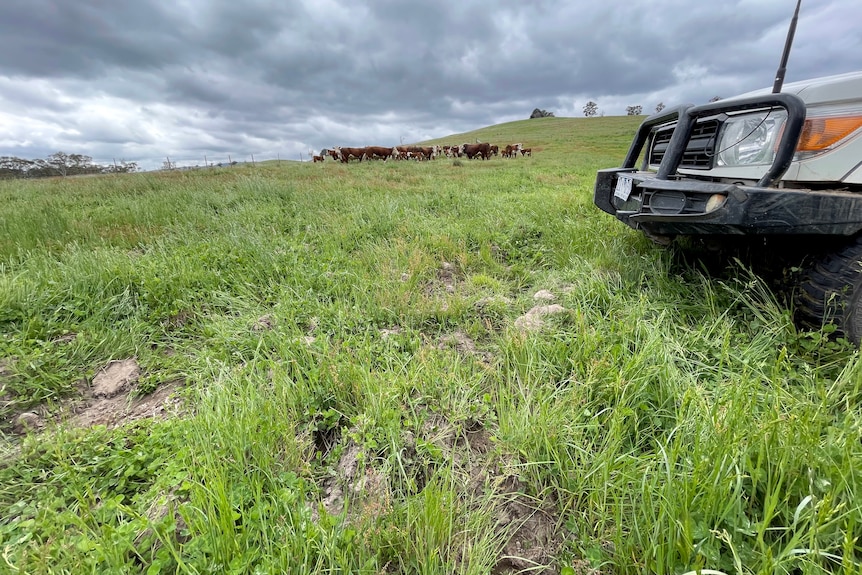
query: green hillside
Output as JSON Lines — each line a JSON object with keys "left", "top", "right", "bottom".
{"left": 1, "top": 116, "right": 860, "bottom": 574}
{"left": 421, "top": 115, "right": 642, "bottom": 153}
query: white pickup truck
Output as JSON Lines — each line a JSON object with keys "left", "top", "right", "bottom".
{"left": 594, "top": 71, "right": 862, "bottom": 342}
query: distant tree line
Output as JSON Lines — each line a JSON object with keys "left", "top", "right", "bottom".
{"left": 0, "top": 152, "right": 137, "bottom": 179}
{"left": 578, "top": 99, "right": 713, "bottom": 118}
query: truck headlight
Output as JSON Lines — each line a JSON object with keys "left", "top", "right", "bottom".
{"left": 716, "top": 110, "right": 787, "bottom": 167}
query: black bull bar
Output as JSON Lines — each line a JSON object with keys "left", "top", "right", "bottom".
{"left": 592, "top": 93, "right": 862, "bottom": 235}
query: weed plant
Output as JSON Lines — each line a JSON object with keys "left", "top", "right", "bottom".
{"left": 1, "top": 116, "right": 860, "bottom": 573}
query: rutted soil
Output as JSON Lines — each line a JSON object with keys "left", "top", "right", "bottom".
{"left": 315, "top": 411, "right": 569, "bottom": 574}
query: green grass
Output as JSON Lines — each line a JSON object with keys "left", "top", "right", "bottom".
{"left": 1, "top": 115, "right": 860, "bottom": 574}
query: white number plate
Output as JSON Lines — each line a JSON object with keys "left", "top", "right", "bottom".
{"left": 614, "top": 175, "right": 633, "bottom": 201}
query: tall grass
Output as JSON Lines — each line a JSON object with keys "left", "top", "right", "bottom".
{"left": 1, "top": 116, "right": 860, "bottom": 573}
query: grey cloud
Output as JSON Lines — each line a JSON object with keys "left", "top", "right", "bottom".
{"left": 0, "top": 0, "right": 187, "bottom": 77}
{"left": 0, "top": 0, "right": 859, "bottom": 168}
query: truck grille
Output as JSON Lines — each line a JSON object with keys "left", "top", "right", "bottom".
{"left": 649, "top": 119, "right": 719, "bottom": 169}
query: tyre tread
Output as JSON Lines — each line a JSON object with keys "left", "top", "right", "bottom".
{"left": 794, "top": 236, "right": 862, "bottom": 342}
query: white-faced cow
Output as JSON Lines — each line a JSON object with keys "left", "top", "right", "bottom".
{"left": 400, "top": 145, "right": 436, "bottom": 160}
{"left": 503, "top": 143, "right": 523, "bottom": 158}
{"left": 335, "top": 146, "right": 367, "bottom": 163}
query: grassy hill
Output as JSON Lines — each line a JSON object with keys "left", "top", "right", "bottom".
{"left": 414, "top": 116, "right": 642, "bottom": 174}
{"left": 421, "top": 115, "right": 640, "bottom": 150}
{"left": 1, "top": 116, "right": 860, "bottom": 574}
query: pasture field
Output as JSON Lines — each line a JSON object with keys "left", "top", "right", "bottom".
{"left": 1, "top": 116, "right": 861, "bottom": 574}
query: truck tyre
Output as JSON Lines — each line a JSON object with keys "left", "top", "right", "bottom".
{"left": 795, "top": 235, "right": 862, "bottom": 344}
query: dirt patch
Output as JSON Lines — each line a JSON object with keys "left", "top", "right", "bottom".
{"left": 252, "top": 314, "right": 275, "bottom": 332}
{"left": 162, "top": 309, "right": 194, "bottom": 330}
{"left": 439, "top": 330, "right": 495, "bottom": 366}
{"left": 7, "top": 358, "right": 183, "bottom": 434}
{"left": 380, "top": 326, "right": 403, "bottom": 339}
{"left": 424, "top": 261, "right": 459, "bottom": 296}
{"left": 311, "top": 411, "right": 569, "bottom": 573}
{"left": 319, "top": 440, "right": 390, "bottom": 521}
{"left": 533, "top": 289, "right": 557, "bottom": 302}
{"left": 433, "top": 416, "right": 566, "bottom": 574}
{"left": 51, "top": 332, "right": 77, "bottom": 344}
{"left": 438, "top": 261, "right": 457, "bottom": 291}
{"left": 476, "top": 295, "right": 513, "bottom": 309}
{"left": 134, "top": 489, "right": 190, "bottom": 555}
{"left": 492, "top": 477, "right": 562, "bottom": 575}
{"left": 413, "top": 413, "right": 568, "bottom": 572}
{"left": 0, "top": 358, "right": 12, "bottom": 388}
{"left": 412, "top": 415, "right": 563, "bottom": 575}
{"left": 306, "top": 316, "right": 320, "bottom": 334}
{"left": 91, "top": 358, "right": 140, "bottom": 399}
{"left": 0, "top": 358, "right": 13, "bottom": 410}
{"left": 514, "top": 304, "right": 569, "bottom": 332}
{"left": 12, "top": 411, "right": 44, "bottom": 434}
{"left": 70, "top": 379, "right": 183, "bottom": 428}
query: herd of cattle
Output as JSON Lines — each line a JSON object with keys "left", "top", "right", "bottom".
{"left": 312, "top": 142, "right": 532, "bottom": 163}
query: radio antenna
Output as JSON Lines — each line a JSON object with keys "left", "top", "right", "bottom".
{"left": 772, "top": 0, "right": 802, "bottom": 93}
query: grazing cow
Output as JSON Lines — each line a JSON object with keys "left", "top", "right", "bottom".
{"left": 363, "top": 146, "right": 394, "bottom": 161}
{"left": 461, "top": 142, "right": 491, "bottom": 160}
{"left": 335, "top": 146, "right": 367, "bottom": 163}
{"left": 312, "top": 155, "right": 324, "bottom": 163}
{"left": 324, "top": 148, "right": 340, "bottom": 161}
{"left": 520, "top": 148, "right": 532, "bottom": 157}
{"left": 503, "top": 143, "right": 523, "bottom": 158}
{"left": 401, "top": 145, "right": 436, "bottom": 160}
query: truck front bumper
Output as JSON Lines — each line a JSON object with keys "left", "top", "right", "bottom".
{"left": 595, "top": 168, "right": 862, "bottom": 236}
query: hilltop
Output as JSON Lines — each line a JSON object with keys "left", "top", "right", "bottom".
{"left": 418, "top": 115, "right": 643, "bottom": 155}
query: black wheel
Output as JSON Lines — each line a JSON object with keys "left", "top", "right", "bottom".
{"left": 795, "top": 235, "right": 862, "bottom": 344}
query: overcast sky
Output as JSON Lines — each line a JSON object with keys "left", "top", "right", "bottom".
{"left": 1, "top": 0, "right": 859, "bottom": 170}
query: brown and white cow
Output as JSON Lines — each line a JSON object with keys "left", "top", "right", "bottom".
{"left": 503, "top": 143, "right": 523, "bottom": 158}
{"left": 461, "top": 142, "right": 491, "bottom": 160}
{"left": 401, "top": 145, "right": 436, "bottom": 160}
{"left": 364, "top": 146, "right": 394, "bottom": 161}
{"left": 335, "top": 146, "right": 367, "bottom": 163}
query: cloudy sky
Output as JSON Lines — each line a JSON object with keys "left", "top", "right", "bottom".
{"left": 1, "top": 0, "right": 859, "bottom": 170}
